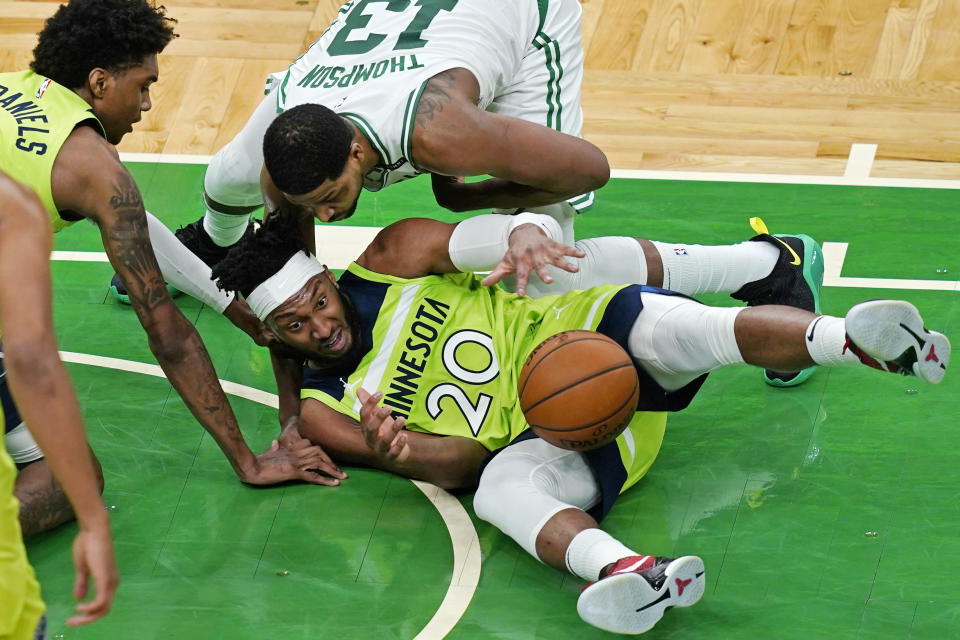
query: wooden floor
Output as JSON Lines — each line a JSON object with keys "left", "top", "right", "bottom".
{"left": 2, "top": 0, "right": 959, "bottom": 179}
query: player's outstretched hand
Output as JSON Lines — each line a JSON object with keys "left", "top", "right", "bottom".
{"left": 246, "top": 438, "right": 347, "bottom": 486}
{"left": 482, "top": 223, "right": 584, "bottom": 296}
{"left": 68, "top": 521, "right": 118, "bottom": 627}
{"left": 357, "top": 387, "right": 411, "bottom": 463}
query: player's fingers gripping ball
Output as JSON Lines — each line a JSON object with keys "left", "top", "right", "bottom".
{"left": 519, "top": 330, "right": 639, "bottom": 451}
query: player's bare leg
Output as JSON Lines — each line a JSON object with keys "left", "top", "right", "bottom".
{"left": 628, "top": 295, "right": 950, "bottom": 392}
{"left": 15, "top": 451, "right": 104, "bottom": 536}
{"left": 474, "top": 438, "right": 705, "bottom": 635}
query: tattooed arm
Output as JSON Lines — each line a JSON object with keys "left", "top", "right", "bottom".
{"left": 412, "top": 68, "right": 610, "bottom": 212}
{"left": 51, "top": 127, "right": 343, "bottom": 486}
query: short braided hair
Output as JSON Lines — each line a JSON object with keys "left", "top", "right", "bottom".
{"left": 212, "top": 213, "right": 309, "bottom": 298}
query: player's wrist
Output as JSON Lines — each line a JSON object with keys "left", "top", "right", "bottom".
{"left": 233, "top": 449, "right": 262, "bottom": 482}
{"left": 75, "top": 503, "right": 111, "bottom": 531}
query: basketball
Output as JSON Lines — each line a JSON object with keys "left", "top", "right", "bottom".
{"left": 519, "top": 330, "right": 640, "bottom": 451}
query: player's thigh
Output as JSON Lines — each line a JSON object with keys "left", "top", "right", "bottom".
{"left": 487, "top": 0, "right": 584, "bottom": 137}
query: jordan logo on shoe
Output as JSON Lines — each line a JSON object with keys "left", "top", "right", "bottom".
{"left": 772, "top": 236, "right": 802, "bottom": 266}
{"left": 926, "top": 345, "right": 940, "bottom": 363}
{"left": 675, "top": 577, "right": 692, "bottom": 596}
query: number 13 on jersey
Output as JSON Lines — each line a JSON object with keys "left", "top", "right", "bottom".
{"left": 329, "top": 0, "right": 460, "bottom": 55}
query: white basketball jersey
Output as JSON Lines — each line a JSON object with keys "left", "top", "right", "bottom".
{"left": 276, "top": 0, "right": 540, "bottom": 191}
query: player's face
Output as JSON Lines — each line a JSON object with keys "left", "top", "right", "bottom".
{"left": 283, "top": 167, "right": 362, "bottom": 223}
{"left": 268, "top": 271, "right": 360, "bottom": 366}
{"left": 93, "top": 55, "right": 159, "bottom": 145}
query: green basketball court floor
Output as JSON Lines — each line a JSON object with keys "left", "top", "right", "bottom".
{"left": 27, "top": 163, "right": 959, "bottom": 639}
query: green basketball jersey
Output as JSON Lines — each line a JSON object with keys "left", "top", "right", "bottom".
{"left": 301, "top": 263, "right": 669, "bottom": 493}
{"left": 0, "top": 70, "right": 105, "bottom": 232}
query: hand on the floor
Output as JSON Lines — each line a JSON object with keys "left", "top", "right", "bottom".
{"left": 247, "top": 439, "right": 346, "bottom": 486}
{"left": 357, "top": 387, "right": 410, "bottom": 463}
{"left": 482, "top": 223, "right": 584, "bottom": 296}
{"left": 68, "top": 522, "right": 118, "bottom": 627}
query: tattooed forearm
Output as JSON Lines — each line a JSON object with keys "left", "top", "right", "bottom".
{"left": 103, "top": 170, "right": 170, "bottom": 313}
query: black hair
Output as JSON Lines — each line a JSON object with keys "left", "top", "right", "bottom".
{"left": 31, "top": 0, "right": 177, "bottom": 88}
{"left": 263, "top": 103, "right": 353, "bottom": 195}
{"left": 212, "top": 213, "right": 307, "bottom": 298}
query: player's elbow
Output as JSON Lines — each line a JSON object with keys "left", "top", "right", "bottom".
{"left": 432, "top": 188, "right": 471, "bottom": 213}
{"left": 3, "top": 340, "right": 60, "bottom": 389}
{"left": 144, "top": 319, "right": 191, "bottom": 365}
{"left": 579, "top": 148, "right": 610, "bottom": 193}
{"left": 431, "top": 465, "right": 478, "bottom": 492}
{"left": 429, "top": 441, "right": 485, "bottom": 491}
{"left": 148, "top": 333, "right": 189, "bottom": 365}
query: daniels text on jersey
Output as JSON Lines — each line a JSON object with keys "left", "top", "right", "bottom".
{"left": 0, "top": 83, "right": 50, "bottom": 155}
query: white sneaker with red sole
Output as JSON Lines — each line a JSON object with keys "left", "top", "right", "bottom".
{"left": 577, "top": 555, "right": 705, "bottom": 635}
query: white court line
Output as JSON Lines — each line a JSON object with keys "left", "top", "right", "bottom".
{"left": 608, "top": 168, "right": 960, "bottom": 190}
{"left": 52, "top": 251, "right": 110, "bottom": 262}
{"left": 822, "top": 242, "right": 959, "bottom": 291}
{"left": 844, "top": 143, "right": 878, "bottom": 179}
{"left": 118, "top": 151, "right": 960, "bottom": 190}
{"left": 56, "top": 350, "right": 480, "bottom": 640}
{"left": 121, "top": 152, "right": 212, "bottom": 164}
{"left": 411, "top": 480, "right": 482, "bottom": 640}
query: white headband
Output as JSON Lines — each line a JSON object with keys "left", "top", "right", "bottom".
{"left": 246, "top": 252, "right": 326, "bottom": 320}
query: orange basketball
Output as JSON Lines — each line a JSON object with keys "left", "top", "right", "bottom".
{"left": 519, "top": 330, "right": 639, "bottom": 451}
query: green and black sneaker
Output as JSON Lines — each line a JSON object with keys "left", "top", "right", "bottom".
{"left": 731, "top": 217, "right": 824, "bottom": 388}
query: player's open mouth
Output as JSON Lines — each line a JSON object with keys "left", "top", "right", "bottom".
{"left": 326, "top": 330, "right": 346, "bottom": 352}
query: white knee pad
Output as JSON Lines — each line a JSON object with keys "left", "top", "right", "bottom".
{"left": 627, "top": 293, "right": 745, "bottom": 391}
{"left": 203, "top": 90, "right": 278, "bottom": 210}
{"left": 523, "top": 236, "right": 647, "bottom": 298}
{"left": 473, "top": 438, "right": 600, "bottom": 559}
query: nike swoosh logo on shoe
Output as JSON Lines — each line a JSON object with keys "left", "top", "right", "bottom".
{"left": 807, "top": 316, "right": 825, "bottom": 341}
{"left": 772, "top": 236, "right": 802, "bottom": 266}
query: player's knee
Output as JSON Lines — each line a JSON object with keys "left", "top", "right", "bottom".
{"left": 203, "top": 147, "right": 264, "bottom": 208}
{"left": 473, "top": 462, "right": 512, "bottom": 526}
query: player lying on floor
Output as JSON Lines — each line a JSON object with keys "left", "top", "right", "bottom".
{"left": 212, "top": 213, "right": 949, "bottom": 635}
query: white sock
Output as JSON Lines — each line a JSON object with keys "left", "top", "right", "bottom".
{"left": 203, "top": 210, "right": 251, "bottom": 247}
{"left": 652, "top": 240, "right": 779, "bottom": 295}
{"left": 565, "top": 528, "right": 638, "bottom": 582}
{"left": 805, "top": 315, "right": 861, "bottom": 367}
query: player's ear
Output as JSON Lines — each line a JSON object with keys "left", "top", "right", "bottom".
{"left": 349, "top": 140, "right": 364, "bottom": 164}
{"left": 87, "top": 68, "right": 108, "bottom": 98}
{"left": 322, "top": 266, "right": 338, "bottom": 288}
